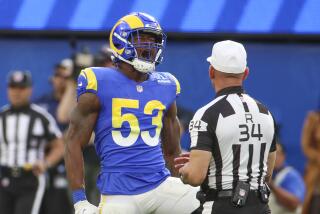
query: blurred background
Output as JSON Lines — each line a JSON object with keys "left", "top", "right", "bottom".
{"left": 1, "top": 0, "right": 320, "bottom": 213}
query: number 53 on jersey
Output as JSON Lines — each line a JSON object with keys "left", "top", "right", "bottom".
{"left": 112, "top": 98, "right": 166, "bottom": 147}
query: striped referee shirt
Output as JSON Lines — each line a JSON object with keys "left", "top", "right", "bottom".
{"left": 190, "top": 86, "right": 277, "bottom": 191}
{"left": 0, "top": 104, "right": 61, "bottom": 168}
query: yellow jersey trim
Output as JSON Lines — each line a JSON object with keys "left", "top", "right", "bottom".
{"left": 171, "top": 75, "right": 181, "bottom": 95}
{"left": 80, "top": 68, "right": 98, "bottom": 91}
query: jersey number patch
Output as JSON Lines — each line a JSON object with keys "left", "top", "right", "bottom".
{"left": 112, "top": 98, "right": 165, "bottom": 147}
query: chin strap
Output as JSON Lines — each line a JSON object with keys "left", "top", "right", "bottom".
{"left": 132, "top": 58, "right": 155, "bottom": 73}
{"left": 115, "top": 54, "right": 155, "bottom": 73}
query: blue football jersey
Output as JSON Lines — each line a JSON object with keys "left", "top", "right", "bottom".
{"left": 77, "top": 67, "right": 181, "bottom": 195}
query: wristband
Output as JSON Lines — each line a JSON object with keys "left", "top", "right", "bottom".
{"left": 72, "top": 188, "right": 86, "bottom": 204}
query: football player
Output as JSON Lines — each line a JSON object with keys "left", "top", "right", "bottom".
{"left": 64, "top": 12, "right": 200, "bottom": 214}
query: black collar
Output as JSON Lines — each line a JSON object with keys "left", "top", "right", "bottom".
{"left": 215, "top": 86, "right": 245, "bottom": 97}
{"left": 9, "top": 104, "right": 31, "bottom": 113}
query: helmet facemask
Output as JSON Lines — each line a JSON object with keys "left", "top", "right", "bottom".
{"left": 126, "top": 29, "right": 166, "bottom": 73}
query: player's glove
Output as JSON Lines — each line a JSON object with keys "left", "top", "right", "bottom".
{"left": 74, "top": 200, "right": 99, "bottom": 214}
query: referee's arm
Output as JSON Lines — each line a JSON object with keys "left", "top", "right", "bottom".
{"left": 266, "top": 152, "right": 276, "bottom": 183}
{"left": 33, "top": 139, "right": 64, "bottom": 176}
{"left": 45, "top": 138, "right": 64, "bottom": 166}
{"left": 265, "top": 119, "right": 278, "bottom": 184}
{"left": 33, "top": 110, "right": 65, "bottom": 176}
{"left": 178, "top": 118, "right": 213, "bottom": 186}
{"left": 44, "top": 111, "right": 65, "bottom": 169}
{"left": 178, "top": 150, "right": 211, "bottom": 186}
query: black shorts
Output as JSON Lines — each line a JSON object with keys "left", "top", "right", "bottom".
{"left": 40, "top": 186, "right": 73, "bottom": 214}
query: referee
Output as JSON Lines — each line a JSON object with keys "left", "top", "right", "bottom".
{"left": 0, "top": 71, "right": 64, "bottom": 214}
{"left": 176, "top": 40, "right": 277, "bottom": 213}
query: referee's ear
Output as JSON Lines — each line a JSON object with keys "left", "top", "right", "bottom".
{"left": 209, "top": 65, "right": 215, "bottom": 80}
{"left": 242, "top": 67, "right": 249, "bottom": 81}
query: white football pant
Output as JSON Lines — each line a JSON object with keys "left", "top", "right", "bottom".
{"left": 98, "top": 176, "right": 200, "bottom": 214}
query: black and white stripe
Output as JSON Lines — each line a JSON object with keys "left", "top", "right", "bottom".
{"left": 190, "top": 86, "right": 277, "bottom": 190}
{"left": 31, "top": 174, "right": 46, "bottom": 214}
{"left": 0, "top": 104, "right": 61, "bottom": 167}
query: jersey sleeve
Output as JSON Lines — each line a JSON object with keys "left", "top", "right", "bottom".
{"left": 77, "top": 68, "right": 98, "bottom": 100}
{"left": 165, "top": 73, "right": 181, "bottom": 97}
{"left": 189, "top": 109, "right": 215, "bottom": 151}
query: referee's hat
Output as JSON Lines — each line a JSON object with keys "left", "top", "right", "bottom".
{"left": 207, "top": 40, "right": 247, "bottom": 74}
{"left": 7, "top": 70, "right": 32, "bottom": 87}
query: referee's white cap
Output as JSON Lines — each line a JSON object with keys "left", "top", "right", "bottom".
{"left": 207, "top": 40, "right": 247, "bottom": 74}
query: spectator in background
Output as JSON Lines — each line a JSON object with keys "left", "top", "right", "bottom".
{"left": 0, "top": 71, "right": 64, "bottom": 214}
{"left": 36, "top": 60, "right": 74, "bottom": 214}
{"left": 55, "top": 59, "right": 77, "bottom": 125}
{"left": 269, "top": 143, "right": 305, "bottom": 214}
{"left": 301, "top": 111, "right": 320, "bottom": 214}
{"left": 37, "top": 59, "right": 74, "bottom": 127}
{"left": 93, "top": 44, "right": 114, "bottom": 67}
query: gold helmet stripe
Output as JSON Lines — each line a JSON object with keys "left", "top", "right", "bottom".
{"left": 109, "top": 15, "right": 145, "bottom": 55}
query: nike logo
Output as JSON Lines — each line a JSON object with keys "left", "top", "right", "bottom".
{"left": 78, "top": 82, "right": 83, "bottom": 87}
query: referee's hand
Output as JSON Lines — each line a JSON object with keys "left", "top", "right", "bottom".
{"left": 174, "top": 152, "right": 190, "bottom": 170}
{"left": 74, "top": 200, "right": 98, "bottom": 214}
{"left": 32, "top": 160, "right": 48, "bottom": 176}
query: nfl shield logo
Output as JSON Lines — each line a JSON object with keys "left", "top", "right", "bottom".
{"left": 136, "top": 85, "right": 143, "bottom": 93}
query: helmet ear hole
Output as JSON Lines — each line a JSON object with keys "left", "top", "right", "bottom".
{"left": 114, "top": 43, "right": 122, "bottom": 49}
{"left": 127, "top": 32, "right": 134, "bottom": 44}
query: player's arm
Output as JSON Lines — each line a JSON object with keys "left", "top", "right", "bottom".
{"left": 161, "top": 101, "right": 181, "bottom": 177}
{"left": 64, "top": 93, "right": 99, "bottom": 200}
{"left": 265, "top": 151, "right": 276, "bottom": 183}
{"left": 269, "top": 181, "right": 301, "bottom": 211}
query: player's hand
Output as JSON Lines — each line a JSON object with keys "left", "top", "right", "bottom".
{"left": 174, "top": 152, "right": 190, "bottom": 170}
{"left": 74, "top": 200, "right": 99, "bottom": 214}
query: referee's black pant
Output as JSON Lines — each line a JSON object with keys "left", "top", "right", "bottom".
{"left": 0, "top": 167, "right": 45, "bottom": 214}
{"left": 204, "top": 191, "right": 271, "bottom": 214}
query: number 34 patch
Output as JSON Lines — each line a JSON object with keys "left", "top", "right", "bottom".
{"left": 189, "top": 119, "right": 208, "bottom": 132}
